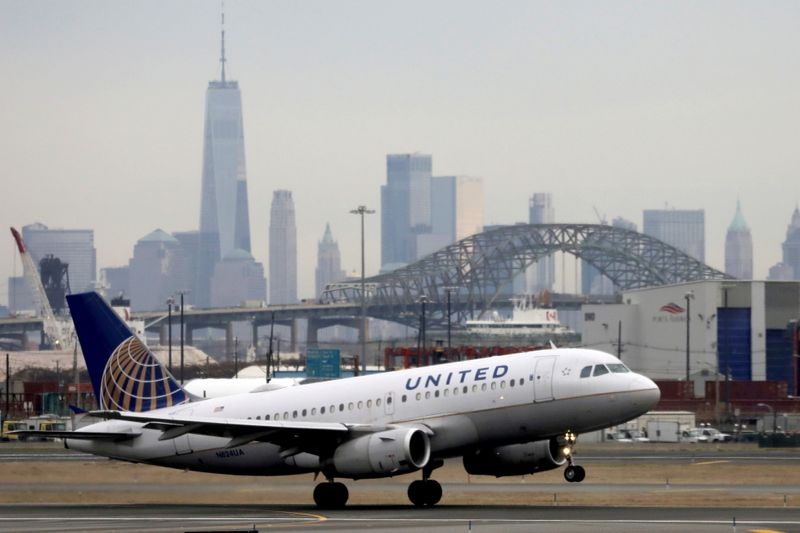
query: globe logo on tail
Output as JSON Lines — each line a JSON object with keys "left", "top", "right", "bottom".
{"left": 100, "top": 336, "right": 187, "bottom": 411}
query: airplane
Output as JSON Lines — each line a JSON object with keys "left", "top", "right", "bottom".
{"left": 18, "top": 292, "right": 660, "bottom": 508}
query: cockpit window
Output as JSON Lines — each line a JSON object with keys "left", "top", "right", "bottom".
{"left": 580, "top": 366, "right": 592, "bottom": 378}
{"left": 607, "top": 364, "right": 630, "bottom": 373}
{"left": 593, "top": 364, "right": 609, "bottom": 376}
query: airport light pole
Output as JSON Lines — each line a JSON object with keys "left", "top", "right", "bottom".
{"left": 177, "top": 291, "right": 190, "bottom": 385}
{"left": 350, "top": 205, "right": 374, "bottom": 373}
{"left": 444, "top": 287, "right": 458, "bottom": 360}
{"left": 166, "top": 297, "right": 174, "bottom": 374}
{"left": 685, "top": 291, "right": 694, "bottom": 384}
{"left": 418, "top": 294, "right": 429, "bottom": 364}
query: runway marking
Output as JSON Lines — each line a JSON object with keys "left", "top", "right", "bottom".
{"left": 750, "top": 530, "right": 788, "bottom": 533}
{"left": 693, "top": 460, "right": 730, "bottom": 466}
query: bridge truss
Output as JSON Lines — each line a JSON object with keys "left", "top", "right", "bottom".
{"left": 323, "top": 224, "right": 733, "bottom": 328}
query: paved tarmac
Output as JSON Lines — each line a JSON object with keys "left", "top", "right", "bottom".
{"left": 1, "top": 504, "right": 800, "bottom": 533}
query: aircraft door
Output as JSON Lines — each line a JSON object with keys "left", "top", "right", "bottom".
{"left": 384, "top": 391, "right": 395, "bottom": 416}
{"left": 533, "top": 356, "right": 557, "bottom": 402}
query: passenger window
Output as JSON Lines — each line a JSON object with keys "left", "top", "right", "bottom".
{"left": 472, "top": 385, "right": 478, "bottom": 393}
{"left": 339, "top": 404, "right": 344, "bottom": 412}
{"left": 510, "top": 379, "right": 515, "bottom": 387}
{"left": 463, "top": 386, "right": 468, "bottom": 394}
{"left": 321, "top": 407, "right": 326, "bottom": 414}
{"left": 292, "top": 410, "right": 298, "bottom": 418}
{"left": 500, "top": 381, "right": 506, "bottom": 389}
{"left": 311, "top": 408, "right": 316, "bottom": 415}
{"left": 607, "top": 364, "right": 630, "bottom": 373}
{"left": 283, "top": 411, "right": 289, "bottom": 419}
{"left": 491, "top": 382, "right": 497, "bottom": 390}
{"left": 256, "top": 415, "right": 261, "bottom": 420}
{"left": 274, "top": 413, "right": 280, "bottom": 420}
{"left": 302, "top": 409, "right": 307, "bottom": 416}
{"left": 481, "top": 383, "right": 487, "bottom": 392}
{"left": 348, "top": 402, "right": 354, "bottom": 410}
{"left": 593, "top": 365, "right": 609, "bottom": 376}
{"left": 453, "top": 387, "right": 458, "bottom": 395}
{"left": 520, "top": 378, "right": 524, "bottom": 385}
{"left": 416, "top": 392, "right": 421, "bottom": 400}
{"left": 376, "top": 398, "right": 382, "bottom": 407}
{"left": 387, "top": 396, "right": 393, "bottom": 404}
{"left": 435, "top": 390, "right": 440, "bottom": 398}
{"left": 402, "top": 395, "right": 407, "bottom": 403}
{"left": 425, "top": 391, "right": 431, "bottom": 399}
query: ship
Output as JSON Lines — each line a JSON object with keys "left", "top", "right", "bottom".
{"left": 464, "top": 297, "right": 574, "bottom": 337}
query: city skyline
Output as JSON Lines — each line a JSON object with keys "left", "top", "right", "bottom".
{"left": 1, "top": 1, "right": 798, "bottom": 303}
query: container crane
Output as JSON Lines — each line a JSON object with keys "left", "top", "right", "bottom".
{"left": 9, "top": 227, "right": 69, "bottom": 349}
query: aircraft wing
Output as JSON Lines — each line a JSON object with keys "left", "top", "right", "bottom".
{"left": 90, "top": 410, "right": 383, "bottom": 457}
{"left": 11, "top": 430, "right": 142, "bottom": 441}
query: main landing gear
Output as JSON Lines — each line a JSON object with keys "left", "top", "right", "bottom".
{"left": 313, "top": 479, "right": 349, "bottom": 509}
{"left": 561, "top": 431, "right": 586, "bottom": 483}
{"left": 407, "top": 459, "right": 444, "bottom": 507}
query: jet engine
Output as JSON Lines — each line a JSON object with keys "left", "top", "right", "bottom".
{"left": 462, "top": 437, "right": 566, "bottom": 477}
{"left": 330, "top": 427, "right": 430, "bottom": 478}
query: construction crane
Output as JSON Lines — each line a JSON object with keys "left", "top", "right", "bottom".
{"left": 10, "top": 227, "right": 68, "bottom": 349}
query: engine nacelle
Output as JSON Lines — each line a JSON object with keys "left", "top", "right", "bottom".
{"left": 330, "top": 427, "right": 430, "bottom": 478}
{"left": 462, "top": 438, "right": 566, "bottom": 477}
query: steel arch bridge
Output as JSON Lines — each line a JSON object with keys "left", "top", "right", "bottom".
{"left": 323, "top": 224, "right": 733, "bottom": 327}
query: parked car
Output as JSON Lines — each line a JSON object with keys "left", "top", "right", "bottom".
{"left": 606, "top": 429, "right": 650, "bottom": 443}
{"left": 681, "top": 427, "right": 732, "bottom": 443}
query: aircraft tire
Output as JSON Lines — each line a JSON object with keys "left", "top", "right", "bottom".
{"left": 313, "top": 482, "right": 349, "bottom": 509}
{"left": 564, "top": 465, "right": 578, "bottom": 482}
{"left": 574, "top": 465, "right": 586, "bottom": 482}
{"left": 408, "top": 480, "right": 426, "bottom": 507}
{"left": 423, "top": 480, "right": 442, "bottom": 506}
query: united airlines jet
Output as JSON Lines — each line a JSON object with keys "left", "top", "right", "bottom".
{"left": 22, "top": 292, "right": 659, "bottom": 508}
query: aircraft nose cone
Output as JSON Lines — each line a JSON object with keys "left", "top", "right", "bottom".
{"left": 629, "top": 374, "right": 661, "bottom": 410}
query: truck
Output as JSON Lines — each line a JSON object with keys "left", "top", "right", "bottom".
{"left": 1, "top": 420, "right": 28, "bottom": 441}
{"left": 646, "top": 420, "right": 681, "bottom": 442}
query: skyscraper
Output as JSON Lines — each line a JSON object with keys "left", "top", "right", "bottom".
{"left": 527, "top": 193, "right": 555, "bottom": 292}
{"left": 781, "top": 206, "right": 800, "bottom": 279}
{"left": 417, "top": 175, "right": 484, "bottom": 257}
{"left": 725, "top": 201, "right": 753, "bottom": 279}
{"left": 315, "top": 223, "right": 346, "bottom": 297}
{"left": 197, "top": 12, "right": 251, "bottom": 306}
{"left": 269, "top": 190, "right": 297, "bottom": 304}
{"left": 381, "top": 153, "right": 432, "bottom": 269}
{"left": 128, "top": 229, "right": 185, "bottom": 312}
{"left": 643, "top": 208, "right": 705, "bottom": 261}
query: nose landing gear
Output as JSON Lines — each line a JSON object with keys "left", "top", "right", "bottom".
{"left": 561, "top": 431, "right": 586, "bottom": 483}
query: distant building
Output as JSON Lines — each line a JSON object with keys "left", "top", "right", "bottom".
{"left": 269, "top": 190, "right": 298, "bottom": 304}
{"left": 21, "top": 223, "right": 96, "bottom": 294}
{"left": 381, "top": 153, "right": 432, "bottom": 269}
{"left": 527, "top": 193, "right": 555, "bottom": 292}
{"left": 782, "top": 206, "right": 800, "bottom": 279}
{"left": 643, "top": 208, "right": 705, "bottom": 261}
{"left": 724, "top": 201, "right": 753, "bottom": 279}
{"left": 315, "top": 223, "right": 346, "bottom": 297}
{"left": 418, "top": 175, "right": 484, "bottom": 257}
{"left": 100, "top": 266, "right": 130, "bottom": 302}
{"left": 128, "top": 229, "right": 187, "bottom": 312}
{"left": 7, "top": 276, "right": 34, "bottom": 314}
{"left": 210, "top": 249, "right": 267, "bottom": 308}
{"left": 196, "top": 19, "right": 251, "bottom": 306}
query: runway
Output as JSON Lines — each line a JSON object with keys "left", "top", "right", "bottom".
{"left": 1, "top": 504, "right": 800, "bottom": 533}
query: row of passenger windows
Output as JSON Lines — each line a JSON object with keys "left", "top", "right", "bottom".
{"left": 580, "top": 363, "right": 630, "bottom": 378}
{"left": 249, "top": 376, "right": 527, "bottom": 421}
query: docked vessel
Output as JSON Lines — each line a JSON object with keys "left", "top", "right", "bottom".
{"left": 464, "top": 298, "right": 574, "bottom": 337}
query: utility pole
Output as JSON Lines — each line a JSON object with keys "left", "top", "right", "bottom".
{"left": 685, "top": 291, "right": 694, "bottom": 384}
{"left": 617, "top": 320, "right": 622, "bottom": 360}
{"left": 444, "top": 287, "right": 458, "bottom": 361}
{"left": 167, "top": 297, "right": 174, "bottom": 373}
{"left": 350, "top": 205, "right": 374, "bottom": 373}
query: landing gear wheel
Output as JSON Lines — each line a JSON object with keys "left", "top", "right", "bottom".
{"left": 564, "top": 465, "right": 586, "bottom": 483}
{"left": 313, "top": 481, "right": 349, "bottom": 509}
{"left": 407, "top": 479, "right": 442, "bottom": 507}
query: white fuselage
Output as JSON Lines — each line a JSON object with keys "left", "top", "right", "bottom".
{"left": 68, "top": 348, "right": 659, "bottom": 477}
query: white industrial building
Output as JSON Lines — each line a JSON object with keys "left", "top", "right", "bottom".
{"left": 583, "top": 280, "right": 799, "bottom": 395}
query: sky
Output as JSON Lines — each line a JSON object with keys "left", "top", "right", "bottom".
{"left": 1, "top": 0, "right": 799, "bottom": 305}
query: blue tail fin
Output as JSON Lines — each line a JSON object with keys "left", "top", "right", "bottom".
{"left": 67, "top": 292, "right": 188, "bottom": 411}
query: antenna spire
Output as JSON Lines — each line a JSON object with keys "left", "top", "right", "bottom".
{"left": 220, "top": 2, "right": 227, "bottom": 83}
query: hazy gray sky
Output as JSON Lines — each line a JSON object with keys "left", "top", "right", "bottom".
{"left": 1, "top": 0, "right": 798, "bottom": 304}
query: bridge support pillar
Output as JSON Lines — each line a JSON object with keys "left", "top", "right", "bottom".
{"left": 290, "top": 319, "right": 300, "bottom": 353}
{"left": 225, "top": 322, "right": 234, "bottom": 360}
{"left": 306, "top": 318, "right": 319, "bottom": 348}
{"left": 252, "top": 321, "right": 259, "bottom": 350}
